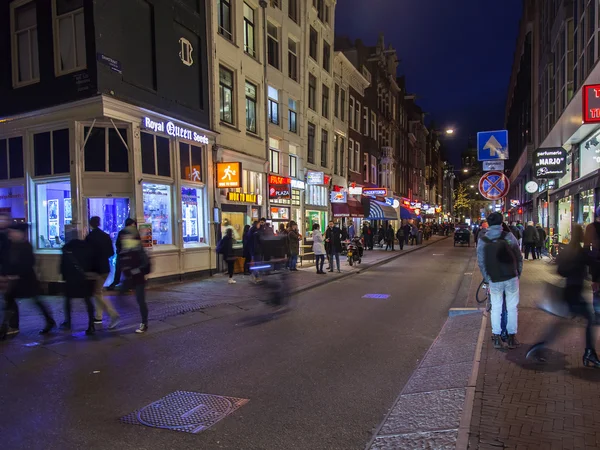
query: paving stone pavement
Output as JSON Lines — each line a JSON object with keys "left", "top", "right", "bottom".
{"left": 468, "top": 258, "right": 600, "bottom": 450}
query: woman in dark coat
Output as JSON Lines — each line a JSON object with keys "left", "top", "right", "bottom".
{"left": 221, "top": 228, "right": 236, "bottom": 284}
{"left": 1, "top": 223, "right": 55, "bottom": 338}
{"left": 120, "top": 226, "right": 150, "bottom": 334}
{"left": 287, "top": 222, "right": 300, "bottom": 271}
{"left": 242, "top": 224, "right": 251, "bottom": 274}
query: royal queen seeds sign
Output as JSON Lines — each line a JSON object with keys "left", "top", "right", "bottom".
{"left": 533, "top": 148, "right": 567, "bottom": 179}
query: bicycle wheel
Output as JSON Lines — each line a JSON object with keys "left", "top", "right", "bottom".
{"left": 476, "top": 279, "right": 488, "bottom": 304}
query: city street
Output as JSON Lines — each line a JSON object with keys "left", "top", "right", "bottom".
{"left": 0, "top": 238, "right": 472, "bottom": 450}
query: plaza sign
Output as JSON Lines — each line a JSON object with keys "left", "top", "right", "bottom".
{"left": 268, "top": 175, "right": 291, "bottom": 200}
{"left": 533, "top": 147, "right": 567, "bottom": 178}
{"left": 143, "top": 117, "right": 209, "bottom": 144}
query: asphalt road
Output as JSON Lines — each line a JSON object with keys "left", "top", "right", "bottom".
{"left": 0, "top": 238, "right": 474, "bottom": 450}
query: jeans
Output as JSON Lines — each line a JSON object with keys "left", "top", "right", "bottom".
{"left": 315, "top": 255, "right": 325, "bottom": 272}
{"left": 385, "top": 239, "right": 394, "bottom": 251}
{"left": 289, "top": 254, "right": 298, "bottom": 270}
{"left": 524, "top": 243, "right": 536, "bottom": 260}
{"left": 329, "top": 251, "right": 340, "bottom": 271}
{"left": 535, "top": 246, "right": 543, "bottom": 259}
{"left": 489, "top": 277, "right": 519, "bottom": 335}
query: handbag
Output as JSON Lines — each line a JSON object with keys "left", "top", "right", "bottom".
{"left": 536, "top": 281, "right": 573, "bottom": 318}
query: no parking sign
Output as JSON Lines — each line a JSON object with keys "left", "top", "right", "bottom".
{"left": 478, "top": 171, "right": 510, "bottom": 201}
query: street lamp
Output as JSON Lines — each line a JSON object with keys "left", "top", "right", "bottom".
{"left": 445, "top": 129, "right": 455, "bottom": 135}
{"left": 470, "top": 185, "right": 475, "bottom": 188}
{"left": 462, "top": 168, "right": 469, "bottom": 173}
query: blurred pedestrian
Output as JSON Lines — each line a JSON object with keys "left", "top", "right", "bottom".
{"left": 348, "top": 222, "right": 356, "bottom": 240}
{"left": 242, "top": 224, "right": 252, "bottom": 274}
{"left": 523, "top": 221, "right": 539, "bottom": 260}
{"left": 396, "top": 226, "right": 405, "bottom": 250}
{"left": 312, "top": 223, "right": 326, "bottom": 274}
{"left": 535, "top": 224, "right": 547, "bottom": 259}
{"left": 328, "top": 222, "right": 342, "bottom": 273}
{"left": 107, "top": 218, "right": 136, "bottom": 291}
{"left": 584, "top": 206, "right": 600, "bottom": 320}
{"left": 219, "top": 228, "right": 237, "bottom": 284}
{"left": 86, "top": 216, "right": 120, "bottom": 328}
{"left": 325, "top": 221, "right": 333, "bottom": 270}
{"left": 287, "top": 222, "right": 300, "bottom": 271}
{"left": 0, "top": 213, "right": 10, "bottom": 328}
{"left": 385, "top": 224, "right": 395, "bottom": 251}
{"left": 527, "top": 224, "right": 600, "bottom": 368}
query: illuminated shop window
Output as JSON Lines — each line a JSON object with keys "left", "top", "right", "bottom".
{"left": 181, "top": 186, "right": 205, "bottom": 245}
{"left": 36, "top": 180, "right": 71, "bottom": 249}
{"left": 142, "top": 183, "right": 173, "bottom": 245}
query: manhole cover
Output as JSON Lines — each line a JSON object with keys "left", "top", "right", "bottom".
{"left": 121, "top": 391, "right": 249, "bottom": 434}
{"left": 362, "top": 293, "right": 390, "bottom": 299}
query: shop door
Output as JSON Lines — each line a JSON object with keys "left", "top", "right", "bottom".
{"left": 85, "top": 197, "right": 131, "bottom": 286}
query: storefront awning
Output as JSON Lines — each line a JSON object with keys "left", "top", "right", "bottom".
{"left": 400, "top": 206, "right": 416, "bottom": 220}
{"left": 362, "top": 197, "right": 398, "bottom": 220}
{"left": 548, "top": 169, "right": 600, "bottom": 203}
{"left": 332, "top": 197, "right": 364, "bottom": 218}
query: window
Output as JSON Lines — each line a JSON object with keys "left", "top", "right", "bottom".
{"left": 288, "top": 38, "right": 298, "bottom": 81}
{"left": 363, "top": 152, "right": 369, "bottom": 182}
{"left": 309, "top": 27, "right": 318, "bottom": 60}
{"left": 268, "top": 86, "right": 279, "bottom": 125}
{"left": 142, "top": 183, "right": 173, "bottom": 245}
{"left": 324, "top": 4, "right": 330, "bottom": 24}
{"left": 288, "top": 0, "right": 298, "bottom": 23}
{"left": 307, "top": 122, "right": 316, "bottom": 164}
{"left": 245, "top": 81, "right": 257, "bottom": 133}
{"left": 355, "top": 101, "right": 361, "bottom": 133}
{"left": 321, "top": 129, "right": 328, "bottom": 167}
{"left": 341, "top": 89, "right": 346, "bottom": 121}
{"left": 243, "top": 3, "right": 255, "bottom": 57}
{"left": 179, "top": 142, "right": 203, "bottom": 182}
{"left": 371, "top": 155, "right": 377, "bottom": 183}
{"left": 140, "top": 132, "right": 171, "bottom": 177}
{"left": 288, "top": 98, "right": 297, "bottom": 133}
{"left": 289, "top": 154, "right": 297, "bottom": 178}
{"left": 0, "top": 137, "right": 24, "bottom": 179}
{"left": 84, "top": 127, "right": 129, "bottom": 173}
{"left": 182, "top": 186, "right": 206, "bottom": 245}
{"left": 53, "top": 0, "right": 85, "bottom": 75}
{"left": 0, "top": 186, "right": 26, "bottom": 223}
{"left": 36, "top": 181, "right": 71, "bottom": 249}
{"left": 322, "top": 41, "right": 331, "bottom": 72}
{"left": 219, "top": 66, "right": 234, "bottom": 124}
{"left": 11, "top": 0, "right": 39, "bottom": 86}
{"left": 322, "top": 84, "right": 329, "bottom": 118}
{"left": 267, "top": 22, "right": 279, "bottom": 69}
{"left": 333, "top": 134, "right": 339, "bottom": 175}
{"left": 308, "top": 74, "right": 317, "bottom": 110}
{"left": 269, "top": 148, "right": 280, "bottom": 173}
{"left": 349, "top": 96, "right": 355, "bottom": 129}
{"left": 269, "top": 0, "right": 280, "bottom": 8}
{"left": 348, "top": 139, "right": 354, "bottom": 171}
{"left": 355, "top": 142, "right": 360, "bottom": 174}
{"left": 371, "top": 111, "right": 377, "bottom": 138}
{"left": 217, "top": 0, "right": 232, "bottom": 41}
{"left": 334, "top": 84, "right": 340, "bottom": 118}
{"left": 363, "top": 107, "right": 369, "bottom": 136}
{"left": 339, "top": 137, "right": 345, "bottom": 176}
{"left": 33, "top": 129, "right": 70, "bottom": 176}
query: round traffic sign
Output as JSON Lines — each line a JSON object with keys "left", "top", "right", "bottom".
{"left": 479, "top": 171, "right": 510, "bottom": 200}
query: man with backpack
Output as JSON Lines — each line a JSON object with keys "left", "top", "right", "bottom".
{"left": 584, "top": 206, "right": 600, "bottom": 321}
{"left": 477, "top": 212, "right": 523, "bottom": 349}
{"left": 85, "top": 216, "right": 120, "bottom": 329}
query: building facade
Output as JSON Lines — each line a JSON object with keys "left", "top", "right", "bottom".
{"left": 0, "top": 0, "right": 214, "bottom": 286}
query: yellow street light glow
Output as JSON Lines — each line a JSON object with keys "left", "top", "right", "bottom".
{"left": 463, "top": 168, "right": 469, "bottom": 173}
{"left": 445, "top": 129, "right": 454, "bottom": 134}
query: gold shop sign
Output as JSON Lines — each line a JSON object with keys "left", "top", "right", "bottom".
{"left": 227, "top": 192, "right": 257, "bottom": 203}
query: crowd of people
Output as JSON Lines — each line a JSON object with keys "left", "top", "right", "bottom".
{"left": 476, "top": 208, "right": 600, "bottom": 368}
{"left": 0, "top": 213, "right": 151, "bottom": 340}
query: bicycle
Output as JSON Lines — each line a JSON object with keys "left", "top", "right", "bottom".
{"left": 545, "top": 234, "right": 562, "bottom": 264}
{"left": 476, "top": 278, "right": 508, "bottom": 341}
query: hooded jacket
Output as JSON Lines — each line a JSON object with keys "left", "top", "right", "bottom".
{"left": 477, "top": 224, "right": 523, "bottom": 282}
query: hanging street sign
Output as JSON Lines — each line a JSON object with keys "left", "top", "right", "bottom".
{"left": 478, "top": 171, "right": 510, "bottom": 200}
{"left": 533, "top": 147, "right": 567, "bottom": 178}
{"left": 477, "top": 130, "right": 509, "bottom": 161}
{"left": 482, "top": 160, "right": 505, "bottom": 171}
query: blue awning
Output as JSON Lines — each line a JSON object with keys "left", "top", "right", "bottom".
{"left": 362, "top": 198, "right": 398, "bottom": 220}
{"left": 400, "top": 206, "right": 417, "bottom": 220}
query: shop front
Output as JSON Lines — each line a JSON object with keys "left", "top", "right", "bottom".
{"left": 268, "top": 174, "right": 292, "bottom": 232}
{"left": 0, "top": 96, "right": 216, "bottom": 286}
{"left": 304, "top": 171, "right": 329, "bottom": 239}
{"left": 290, "top": 179, "right": 305, "bottom": 235}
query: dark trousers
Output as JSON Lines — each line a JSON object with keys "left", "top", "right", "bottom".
{"left": 227, "top": 259, "right": 235, "bottom": 278}
{"left": 398, "top": 238, "right": 404, "bottom": 250}
{"left": 534, "top": 300, "right": 596, "bottom": 350}
{"left": 535, "top": 246, "right": 543, "bottom": 259}
{"left": 385, "top": 239, "right": 394, "bottom": 251}
{"left": 243, "top": 254, "right": 251, "bottom": 274}
{"left": 119, "top": 281, "right": 148, "bottom": 326}
{"left": 110, "top": 258, "right": 122, "bottom": 287}
{"left": 315, "top": 254, "right": 325, "bottom": 272}
{"left": 524, "top": 243, "right": 537, "bottom": 259}
{"left": 64, "top": 296, "right": 95, "bottom": 328}
{"left": 2, "top": 293, "right": 53, "bottom": 330}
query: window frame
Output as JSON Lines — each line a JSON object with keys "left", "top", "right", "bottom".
{"left": 83, "top": 126, "right": 130, "bottom": 174}
{"left": 288, "top": 0, "right": 298, "bottom": 23}
{"left": 307, "top": 122, "right": 316, "bottom": 164}
{"left": 269, "top": 147, "right": 280, "bottom": 174}
{"left": 288, "top": 98, "right": 298, "bottom": 133}
{"left": 288, "top": 37, "right": 298, "bottom": 81}
{"left": 371, "top": 111, "right": 377, "bottom": 138}
{"left": 245, "top": 80, "right": 258, "bottom": 133}
{"left": 289, "top": 154, "right": 298, "bottom": 178}
{"left": 0, "top": 137, "right": 25, "bottom": 180}
{"left": 52, "top": 0, "right": 86, "bottom": 76}
{"left": 309, "top": 26, "right": 318, "bottom": 61}
{"left": 341, "top": 89, "right": 346, "bottom": 122}
{"left": 363, "top": 106, "right": 369, "bottom": 137}
{"left": 140, "top": 131, "right": 172, "bottom": 178}
{"left": 268, "top": 85, "right": 280, "bottom": 125}
{"left": 355, "top": 101, "right": 361, "bottom": 134}
{"left": 34, "top": 177, "right": 72, "bottom": 252}
{"left": 219, "top": 66, "right": 235, "bottom": 125}
{"left": 267, "top": 21, "right": 280, "bottom": 69}
{"left": 217, "top": 0, "right": 233, "bottom": 41}
{"left": 308, "top": 74, "right": 317, "bottom": 111}
{"left": 348, "top": 138, "right": 354, "bottom": 172}
{"left": 243, "top": 2, "right": 256, "bottom": 57}
{"left": 10, "top": 0, "right": 40, "bottom": 88}
{"left": 320, "top": 129, "right": 328, "bottom": 167}
{"left": 322, "top": 40, "right": 331, "bottom": 72}
{"left": 349, "top": 96, "right": 355, "bottom": 129}
{"left": 355, "top": 142, "right": 360, "bottom": 175}
{"left": 180, "top": 184, "right": 207, "bottom": 248}
{"left": 179, "top": 142, "right": 204, "bottom": 184}
{"left": 321, "top": 84, "right": 329, "bottom": 118}
{"left": 32, "top": 128, "right": 71, "bottom": 177}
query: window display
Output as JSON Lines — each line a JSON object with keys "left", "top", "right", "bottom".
{"left": 36, "top": 181, "right": 71, "bottom": 248}
{"left": 221, "top": 212, "right": 247, "bottom": 246}
{"left": 306, "top": 185, "right": 327, "bottom": 206}
{"left": 305, "top": 210, "right": 327, "bottom": 238}
{"left": 580, "top": 130, "right": 600, "bottom": 176}
{"left": 181, "top": 186, "right": 205, "bottom": 245}
{"left": 557, "top": 197, "right": 572, "bottom": 244}
{"left": 143, "top": 183, "right": 173, "bottom": 245}
{"left": 87, "top": 198, "right": 131, "bottom": 241}
{"left": 270, "top": 206, "right": 290, "bottom": 220}
{"left": 0, "top": 185, "right": 26, "bottom": 221}
{"left": 579, "top": 190, "right": 595, "bottom": 226}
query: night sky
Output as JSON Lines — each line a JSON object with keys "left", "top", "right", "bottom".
{"left": 335, "top": 0, "right": 523, "bottom": 164}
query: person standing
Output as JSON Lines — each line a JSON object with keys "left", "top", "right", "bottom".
{"left": 312, "top": 223, "right": 326, "bottom": 274}
{"left": 1, "top": 223, "right": 55, "bottom": 337}
{"left": 403, "top": 222, "right": 411, "bottom": 246}
{"left": 60, "top": 228, "right": 95, "bottom": 334}
{"left": 348, "top": 222, "right": 355, "bottom": 240}
{"left": 385, "top": 224, "right": 395, "bottom": 251}
{"left": 0, "top": 213, "right": 11, "bottom": 333}
{"left": 325, "top": 221, "right": 333, "bottom": 270}
{"left": 523, "top": 221, "right": 539, "bottom": 260}
{"left": 584, "top": 206, "right": 600, "bottom": 320}
{"left": 328, "top": 222, "right": 343, "bottom": 273}
{"left": 396, "top": 226, "right": 405, "bottom": 250}
{"left": 287, "top": 222, "right": 300, "bottom": 272}
{"left": 107, "top": 219, "right": 136, "bottom": 290}
{"left": 242, "top": 224, "right": 252, "bottom": 274}
{"left": 377, "top": 225, "right": 385, "bottom": 247}
{"left": 220, "top": 228, "right": 237, "bottom": 284}
{"left": 85, "top": 216, "right": 120, "bottom": 328}
{"left": 535, "top": 223, "right": 547, "bottom": 260}
{"left": 477, "top": 213, "right": 522, "bottom": 349}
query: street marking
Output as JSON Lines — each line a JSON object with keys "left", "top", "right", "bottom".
{"left": 433, "top": 254, "right": 445, "bottom": 256}
{"left": 362, "top": 294, "right": 390, "bottom": 299}
{"left": 464, "top": 272, "right": 473, "bottom": 275}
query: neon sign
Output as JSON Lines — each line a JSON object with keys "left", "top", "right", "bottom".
{"left": 143, "top": 117, "right": 209, "bottom": 144}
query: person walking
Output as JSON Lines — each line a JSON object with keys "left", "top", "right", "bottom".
{"left": 328, "top": 222, "right": 343, "bottom": 273}
{"left": 312, "top": 223, "right": 326, "bottom": 274}
{"left": 218, "top": 228, "right": 237, "bottom": 284}
{"left": 535, "top": 223, "right": 547, "bottom": 260}
{"left": 516, "top": 220, "right": 525, "bottom": 251}
{"left": 477, "top": 212, "right": 523, "bottom": 349}
{"left": 403, "top": 222, "right": 411, "bottom": 246}
{"left": 523, "top": 221, "right": 539, "bottom": 260}
{"left": 0, "top": 223, "right": 55, "bottom": 338}
{"left": 385, "top": 224, "right": 395, "bottom": 251}
{"left": 107, "top": 218, "right": 136, "bottom": 291}
{"left": 250, "top": 218, "right": 266, "bottom": 281}
{"left": 410, "top": 223, "right": 419, "bottom": 245}
{"left": 584, "top": 206, "right": 600, "bottom": 320}
{"left": 85, "top": 216, "right": 120, "bottom": 328}
{"left": 242, "top": 224, "right": 252, "bottom": 274}
{"left": 527, "top": 224, "right": 600, "bottom": 367}
{"left": 287, "top": 222, "right": 300, "bottom": 272}
{"left": 60, "top": 228, "right": 95, "bottom": 334}
{"left": 0, "top": 213, "right": 11, "bottom": 333}
{"left": 325, "top": 221, "right": 333, "bottom": 269}
{"left": 119, "top": 226, "right": 150, "bottom": 334}
{"left": 509, "top": 221, "right": 521, "bottom": 243}
{"left": 396, "top": 226, "right": 405, "bottom": 250}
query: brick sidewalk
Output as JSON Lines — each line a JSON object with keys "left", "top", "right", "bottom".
{"left": 468, "top": 259, "right": 600, "bottom": 449}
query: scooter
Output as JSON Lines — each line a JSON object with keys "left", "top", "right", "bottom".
{"left": 347, "top": 237, "right": 363, "bottom": 266}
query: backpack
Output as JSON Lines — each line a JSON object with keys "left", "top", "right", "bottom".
{"left": 480, "top": 231, "right": 517, "bottom": 282}
{"left": 215, "top": 238, "right": 225, "bottom": 255}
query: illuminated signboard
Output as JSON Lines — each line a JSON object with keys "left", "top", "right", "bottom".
{"left": 216, "top": 162, "right": 242, "bottom": 188}
{"left": 410, "top": 201, "right": 422, "bottom": 209}
{"left": 510, "top": 199, "right": 520, "bottom": 208}
{"left": 143, "top": 117, "right": 209, "bottom": 144}
{"left": 362, "top": 187, "right": 387, "bottom": 197}
{"left": 268, "top": 175, "right": 291, "bottom": 185}
{"left": 269, "top": 175, "right": 291, "bottom": 199}
{"left": 385, "top": 198, "right": 400, "bottom": 208}
{"left": 330, "top": 191, "right": 347, "bottom": 203}
{"left": 533, "top": 148, "right": 567, "bottom": 179}
{"left": 291, "top": 179, "right": 305, "bottom": 189}
{"left": 525, "top": 181, "right": 539, "bottom": 193}
{"left": 583, "top": 84, "right": 600, "bottom": 123}
{"left": 306, "top": 171, "right": 324, "bottom": 184}
{"left": 227, "top": 192, "right": 257, "bottom": 203}
{"left": 348, "top": 185, "right": 363, "bottom": 195}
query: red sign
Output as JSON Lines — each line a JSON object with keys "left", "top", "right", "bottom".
{"left": 478, "top": 171, "right": 510, "bottom": 201}
{"left": 268, "top": 175, "right": 291, "bottom": 185}
{"left": 583, "top": 84, "right": 600, "bottom": 123}
{"left": 324, "top": 175, "right": 331, "bottom": 185}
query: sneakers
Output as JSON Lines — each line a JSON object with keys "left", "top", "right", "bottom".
{"left": 228, "top": 278, "right": 237, "bottom": 284}
{"left": 492, "top": 334, "right": 503, "bottom": 349}
{"left": 507, "top": 334, "right": 520, "bottom": 349}
{"left": 135, "top": 323, "right": 148, "bottom": 334}
{"left": 6, "top": 328, "right": 20, "bottom": 336}
{"left": 108, "top": 316, "right": 121, "bottom": 330}
{"left": 39, "top": 320, "right": 56, "bottom": 335}
{"left": 94, "top": 319, "right": 103, "bottom": 325}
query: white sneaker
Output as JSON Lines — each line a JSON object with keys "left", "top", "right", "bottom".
{"left": 228, "top": 278, "right": 237, "bottom": 284}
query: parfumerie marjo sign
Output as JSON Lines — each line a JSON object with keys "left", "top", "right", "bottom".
{"left": 533, "top": 147, "right": 567, "bottom": 178}
{"left": 143, "top": 117, "right": 209, "bottom": 144}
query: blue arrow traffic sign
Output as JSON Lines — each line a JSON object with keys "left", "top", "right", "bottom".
{"left": 477, "top": 130, "right": 509, "bottom": 161}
